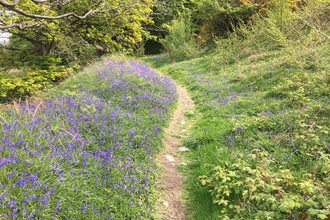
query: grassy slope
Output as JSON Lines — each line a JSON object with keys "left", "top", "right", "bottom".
{"left": 143, "top": 39, "right": 330, "bottom": 219}
{"left": 0, "top": 57, "right": 178, "bottom": 219}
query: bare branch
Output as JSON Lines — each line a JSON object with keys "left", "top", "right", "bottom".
{"left": 32, "top": 0, "right": 51, "bottom": 2}
{"left": 11, "top": 31, "right": 43, "bottom": 44}
{"left": 0, "top": 0, "right": 96, "bottom": 20}
{"left": 0, "top": 0, "right": 20, "bottom": 7}
{"left": 0, "top": 23, "right": 36, "bottom": 30}
{"left": 302, "top": 17, "right": 330, "bottom": 40}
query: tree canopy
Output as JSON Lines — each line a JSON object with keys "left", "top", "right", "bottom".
{"left": 0, "top": 0, "right": 153, "bottom": 66}
{"left": 0, "top": 0, "right": 153, "bottom": 29}
{"left": 1, "top": 0, "right": 304, "bottom": 68}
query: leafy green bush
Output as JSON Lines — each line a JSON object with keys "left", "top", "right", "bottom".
{"left": 54, "top": 33, "right": 99, "bottom": 67}
{"left": 215, "top": 0, "right": 330, "bottom": 70}
{"left": 0, "top": 67, "right": 70, "bottom": 102}
{"left": 200, "top": 150, "right": 330, "bottom": 220}
{"left": 160, "top": 17, "right": 202, "bottom": 62}
{"left": 282, "top": 2, "right": 330, "bottom": 70}
{"left": 194, "top": 0, "right": 258, "bottom": 44}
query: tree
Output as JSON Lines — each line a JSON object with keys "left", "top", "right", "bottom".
{"left": 0, "top": 0, "right": 152, "bottom": 30}
{"left": 0, "top": 0, "right": 153, "bottom": 67}
{"left": 144, "top": 0, "right": 197, "bottom": 54}
{"left": 192, "top": 0, "right": 309, "bottom": 44}
{"left": 192, "top": 0, "right": 259, "bottom": 43}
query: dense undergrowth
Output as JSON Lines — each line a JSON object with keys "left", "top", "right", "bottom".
{"left": 0, "top": 58, "right": 177, "bottom": 219}
{"left": 144, "top": 1, "right": 330, "bottom": 219}
{"left": 0, "top": 70, "right": 69, "bottom": 103}
{"left": 0, "top": 56, "right": 79, "bottom": 103}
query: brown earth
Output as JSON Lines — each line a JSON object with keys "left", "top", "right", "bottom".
{"left": 155, "top": 83, "right": 195, "bottom": 220}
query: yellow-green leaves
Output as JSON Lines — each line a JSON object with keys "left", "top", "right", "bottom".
{"left": 1, "top": 0, "right": 154, "bottom": 65}
{"left": 199, "top": 151, "right": 330, "bottom": 219}
{"left": 0, "top": 67, "right": 69, "bottom": 101}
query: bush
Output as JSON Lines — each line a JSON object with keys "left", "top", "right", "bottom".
{"left": 215, "top": 0, "right": 330, "bottom": 70}
{"left": 0, "top": 67, "right": 71, "bottom": 102}
{"left": 160, "top": 17, "right": 202, "bottom": 62}
{"left": 200, "top": 150, "right": 330, "bottom": 220}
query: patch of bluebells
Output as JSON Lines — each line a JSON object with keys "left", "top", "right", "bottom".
{"left": 186, "top": 64, "right": 330, "bottom": 167}
{"left": 0, "top": 60, "right": 177, "bottom": 219}
{"left": 185, "top": 71, "right": 249, "bottom": 109}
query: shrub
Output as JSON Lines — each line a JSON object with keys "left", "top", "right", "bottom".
{"left": 215, "top": 0, "right": 330, "bottom": 70}
{"left": 0, "top": 67, "right": 70, "bottom": 102}
{"left": 200, "top": 150, "right": 330, "bottom": 219}
{"left": 160, "top": 17, "right": 202, "bottom": 62}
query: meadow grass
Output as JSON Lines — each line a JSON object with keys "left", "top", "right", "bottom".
{"left": 0, "top": 57, "right": 178, "bottom": 219}
{"left": 142, "top": 6, "right": 330, "bottom": 217}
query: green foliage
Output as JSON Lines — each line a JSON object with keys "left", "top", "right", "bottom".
{"left": 151, "top": 0, "right": 195, "bottom": 27}
{"left": 214, "top": 7, "right": 290, "bottom": 64}
{"left": 2, "top": 35, "right": 65, "bottom": 70}
{"left": 215, "top": 38, "right": 241, "bottom": 65}
{"left": 1, "top": 0, "right": 154, "bottom": 68}
{"left": 0, "top": 47, "right": 15, "bottom": 72}
{"left": 200, "top": 151, "right": 330, "bottom": 219}
{"left": 143, "top": 1, "right": 330, "bottom": 218}
{"left": 0, "top": 43, "right": 74, "bottom": 102}
{"left": 0, "top": 67, "right": 70, "bottom": 102}
{"left": 29, "top": 56, "right": 64, "bottom": 71}
{"left": 281, "top": 2, "right": 330, "bottom": 69}
{"left": 1, "top": 36, "right": 32, "bottom": 70}
{"left": 160, "top": 17, "right": 202, "bottom": 61}
{"left": 215, "top": 0, "right": 330, "bottom": 69}
{"left": 193, "top": 0, "right": 259, "bottom": 44}
{"left": 144, "top": 0, "right": 197, "bottom": 55}
{"left": 54, "top": 33, "right": 98, "bottom": 67}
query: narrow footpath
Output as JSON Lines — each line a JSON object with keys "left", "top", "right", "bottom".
{"left": 156, "top": 83, "right": 195, "bottom": 220}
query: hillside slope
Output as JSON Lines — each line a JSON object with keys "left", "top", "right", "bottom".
{"left": 0, "top": 58, "right": 178, "bottom": 219}
{"left": 143, "top": 3, "right": 330, "bottom": 218}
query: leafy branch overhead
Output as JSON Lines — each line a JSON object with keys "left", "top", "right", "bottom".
{"left": 0, "top": 0, "right": 151, "bottom": 30}
{"left": 0, "top": 0, "right": 153, "bottom": 68}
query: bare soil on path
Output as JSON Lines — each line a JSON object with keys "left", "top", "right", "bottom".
{"left": 155, "top": 83, "right": 195, "bottom": 220}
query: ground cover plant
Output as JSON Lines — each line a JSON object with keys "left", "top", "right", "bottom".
{"left": 0, "top": 58, "right": 177, "bottom": 219}
{"left": 144, "top": 1, "right": 330, "bottom": 219}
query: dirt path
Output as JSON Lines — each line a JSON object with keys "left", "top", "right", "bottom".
{"left": 156, "top": 83, "right": 195, "bottom": 219}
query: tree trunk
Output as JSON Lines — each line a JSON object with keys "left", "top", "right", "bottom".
{"left": 33, "top": 34, "right": 44, "bottom": 56}
{"left": 46, "top": 36, "right": 56, "bottom": 55}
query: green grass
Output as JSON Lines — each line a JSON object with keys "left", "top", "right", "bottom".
{"left": 1, "top": 1, "right": 329, "bottom": 218}
{"left": 142, "top": 12, "right": 330, "bottom": 218}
